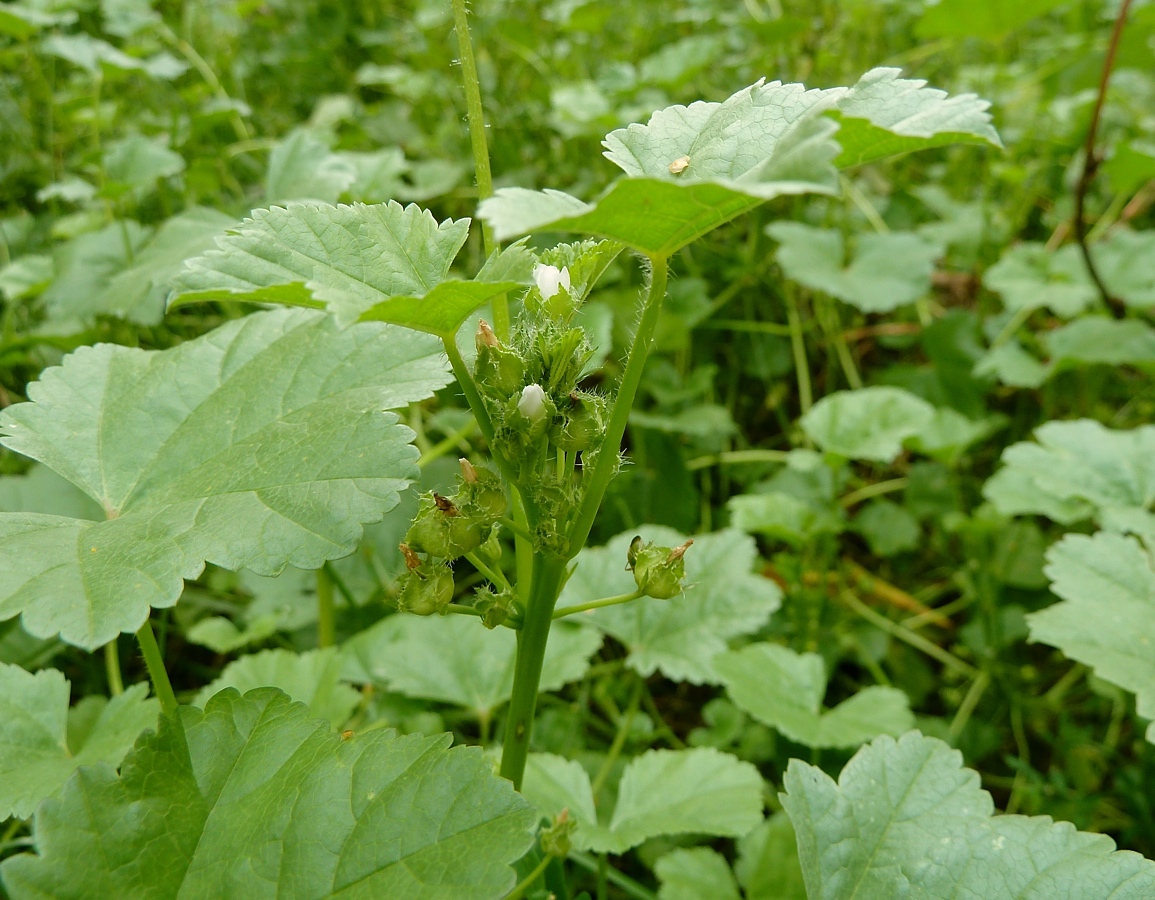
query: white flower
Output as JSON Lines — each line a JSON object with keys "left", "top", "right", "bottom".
{"left": 517, "top": 384, "right": 547, "bottom": 422}
{"left": 534, "top": 264, "right": 571, "bottom": 301}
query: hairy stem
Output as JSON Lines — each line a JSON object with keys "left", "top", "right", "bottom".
{"left": 499, "top": 555, "right": 567, "bottom": 787}
{"left": 450, "top": 0, "right": 509, "bottom": 336}
{"left": 136, "top": 618, "right": 177, "bottom": 716}
{"left": 567, "top": 255, "right": 669, "bottom": 555}
{"left": 553, "top": 589, "right": 644, "bottom": 619}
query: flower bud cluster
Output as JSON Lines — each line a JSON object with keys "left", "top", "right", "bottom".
{"left": 395, "top": 459, "right": 507, "bottom": 616}
{"left": 627, "top": 536, "right": 694, "bottom": 599}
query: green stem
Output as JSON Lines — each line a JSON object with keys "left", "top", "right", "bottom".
{"left": 839, "top": 477, "right": 909, "bottom": 508}
{"left": 465, "top": 550, "right": 512, "bottom": 593}
{"left": 567, "top": 256, "right": 669, "bottom": 555}
{"left": 839, "top": 591, "right": 977, "bottom": 676}
{"left": 553, "top": 589, "right": 643, "bottom": 619}
{"left": 104, "top": 639, "right": 124, "bottom": 696}
{"left": 499, "top": 556, "right": 568, "bottom": 788}
{"left": 503, "top": 855, "right": 552, "bottom": 900}
{"left": 569, "top": 852, "right": 657, "bottom": 900}
{"left": 317, "top": 567, "right": 336, "bottom": 648}
{"left": 136, "top": 618, "right": 177, "bottom": 716}
{"left": 591, "top": 677, "right": 643, "bottom": 796}
{"left": 685, "top": 448, "right": 792, "bottom": 470}
{"left": 785, "top": 286, "right": 813, "bottom": 414}
{"left": 498, "top": 515, "right": 534, "bottom": 543}
{"left": 417, "top": 419, "right": 478, "bottom": 467}
{"left": 450, "top": 0, "right": 508, "bottom": 336}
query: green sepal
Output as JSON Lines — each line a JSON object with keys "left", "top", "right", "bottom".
{"left": 629, "top": 536, "right": 693, "bottom": 599}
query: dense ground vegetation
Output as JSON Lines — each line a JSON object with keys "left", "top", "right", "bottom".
{"left": 1, "top": 0, "right": 1155, "bottom": 897}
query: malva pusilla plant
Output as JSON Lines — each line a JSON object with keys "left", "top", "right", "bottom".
{"left": 2, "top": 2, "right": 1155, "bottom": 898}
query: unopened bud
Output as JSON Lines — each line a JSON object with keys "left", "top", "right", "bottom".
{"left": 518, "top": 384, "right": 548, "bottom": 423}
{"left": 460, "top": 458, "right": 478, "bottom": 483}
{"left": 476, "top": 319, "right": 499, "bottom": 348}
{"left": 541, "top": 807, "right": 576, "bottom": 857}
{"left": 534, "top": 264, "right": 571, "bottom": 301}
{"left": 555, "top": 391, "right": 606, "bottom": 452}
{"left": 475, "top": 322, "right": 525, "bottom": 399}
{"left": 405, "top": 491, "right": 486, "bottom": 559}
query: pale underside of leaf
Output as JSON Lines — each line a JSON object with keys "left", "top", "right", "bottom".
{"left": 0, "top": 309, "right": 450, "bottom": 648}
{"left": 782, "top": 730, "right": 1155, "bottom": 899}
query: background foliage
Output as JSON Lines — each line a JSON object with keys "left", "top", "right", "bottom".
{"left": 1, "top": 0, "right": 1154, "bottom": 896}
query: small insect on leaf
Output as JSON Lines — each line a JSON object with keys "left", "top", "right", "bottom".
{"left": 668, "top": 155, "right": 691, "bottom": 175}
{"left": 626, "top": 535, "right": 643, "bottom": 571}
{"left": 433, "top": 493, "right": 459, "bottom": 516}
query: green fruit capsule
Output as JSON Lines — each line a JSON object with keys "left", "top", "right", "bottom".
{"left": 555, "top": 391, "right": 606, "bottom": 452}
{"left": 396, "top": 546, "right": 455, "bottom": 615}
{"left": 628, "top": 537, "right": 694, "bottom": 600}
{"left": 405, "top": 492, "right": 486, "bottom": 559}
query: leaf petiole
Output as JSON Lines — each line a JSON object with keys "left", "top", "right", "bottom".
{"left": 136, "top": 617, "right": 177, "bottom": 716}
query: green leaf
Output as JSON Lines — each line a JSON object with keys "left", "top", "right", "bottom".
{"left": 0, "top": 688, "right": 536, "bottom": 899}
{"left": 171, "top": 201, "right": 481, "bottom": 327}
{"left": 185, "top": 614, "right": 280, "bottom": 654}
{"left": 1095, "top": 229, "right": 1155, "bottom": 308}
{"left": 1032, "top": 532, "right": 1155, "bottom": 742}
{"left": 0, "top": 464, "right": 103, "bottom": 520}
{"left": 983, "top": 243, "right": 1096, "bottom": 318}
{"left": 973, "top": 340, "right": 1051, "bottom": 389}
{"left": 828, "top": 67, "right": 1001, "bottom": 167}
{"left": 984, "top": 420, "right": 1155, "bottom": 527}
{"left": 905, "top": 407, "right": 1002, "bottom": 463}
{"left": 0, "top": 663, "right": 157, "bottom": 819}
{"left": 0, "top": 254, "right": 53, "bottom": 302}
{"left": 481, "top": 70, "right": 996, "bottom": 254}
{"left": 195, "top": 648, "right": 361, "bottom": 729}
{"left": 656, "top": 848, "right": 742, "bottom": 900}
{"left": 558, "top": 527, "right": 782, "bottom": 683}
{"left": 735, "top": 814, "right": 808, "bottom": 900}
{"left": 103, "top": 135, "right": 185, "bottom": 192}
{"left": 917, "top": 0, "right": 1067, "bottom": 39}
{"left": 800, "top": 387, "right": 936, "bottom": 463}
{"left": 728, "top": 492, "right": 845, "bottom": 547}
{"left": 715, "top": 642, "right": 913, "bottom": 748}
{"left": 769, "top": 223, "right": 940, "bottom": 312}
{"left": 1043, "top": 317, "right": 1155, "bottom": 368}
{"left": 41, "top": 220, "right": 151, "bottom": 325}
{"left": 357, "top": 277, "right": 524, "bottom": 338}
{"left": 782, "top": 730, "right": 1155, "bottom": 899}
{"left": 522, "top": 747, "right": 763, "bottom": 854}
{"left": 266, "top": 128, "right": 357, "bottom": 204}
{"left": 94, "top": 207, "right": 236, "bottom": 324}
{"left": 341, "top": 614, "right": 602, "bottom": 717}
{"left": 853, "top": 500, "right": 920, "bottom": 556}
{"left": 0, "top": 309, "right": 450, "bottom": 649}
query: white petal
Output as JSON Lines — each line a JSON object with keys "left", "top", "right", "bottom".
{"left": 518, "top": 384, "right": 547, "bottom": 422}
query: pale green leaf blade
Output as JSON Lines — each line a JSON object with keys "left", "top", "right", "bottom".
{"left": 41, "top": 221, "right": 150, "bottom": 325}
{"left": 266, "top": 128, "right": 357, "bottom": 204}
{"left": 341, "top": 614, "right": 602, "bottom": 716}
{"left": 983, "top": 243, "right": 1096, "bottom": 318}
{"left": 0, "top": 309, "right": 450, "bottom": 648}
{"left": 800, "top": 387, "right": 936, "bottom": 463}
{"left": 769, "top": 223, "right": 940, "bottom": 312}
{"left": 1044, "top": 317, "right": 1155, "bottom": 368}
{"left": 195, "top": 648, "right": 361, "bottom": 729}
{"left": 1031, "top": 532, "right": 1155, "bottom": 741}
{"left": 984, "top": 420, "right": 1155, "bottom": 524}
{"left": 600, "top": 747, "right": 764, "bottom": 853}
{"left": 170, "top": 201, "right": 470, "bottom": 325}
{"left": 655, "top": 848, "right": 742, "bottom": 900}
{"left": 728, "top": 491, "right": 846, "bottom": 547}
{"left": 714, "top": 643, "right": 912, "bottom": 748}
{"left": 0, "top": 688, "right": 536, "bottom": 899}
{"left": 559, "top": 527, "right": 782, "bottom": 683}
{"left": 0, "top": 663, "right": 157, "bottom": 819}
{"left": 782, "top": 731, "right": 1155, "bottom": 899}
{"left": 520, "top": 753, "right": 599, "bottom": 829}
{"left": 0, "top": 465, "right": 103, "bottom": 520}
{"left": 831, "top": 67, "right": 1002, "bottom": 167}
{"left": 95, "top": 207, "right": 236, "bottom": 325}
{"left": 1096, "top": 229, "right": 1155, "bottom": 308}
{"left": 735, "top": 814, "right": 808, "bottom": 900}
